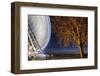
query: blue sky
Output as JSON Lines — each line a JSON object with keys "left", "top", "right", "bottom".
{"left": 44, "top": 32, "right": 87, "bottom": 54}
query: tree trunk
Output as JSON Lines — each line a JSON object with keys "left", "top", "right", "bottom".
{"left": 79, "top": 45, "right": 84, "bottom": 58}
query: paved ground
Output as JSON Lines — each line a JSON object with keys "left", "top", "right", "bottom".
{"left": 46, "top": 54, "right": 87, "bottom": 60}
{"left": 29, "top": 54, "right": 87, "bottom": 61}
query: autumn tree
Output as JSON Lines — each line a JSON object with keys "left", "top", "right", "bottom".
{"left": 50, "top": 16, "right": 88, "bottom": 58}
